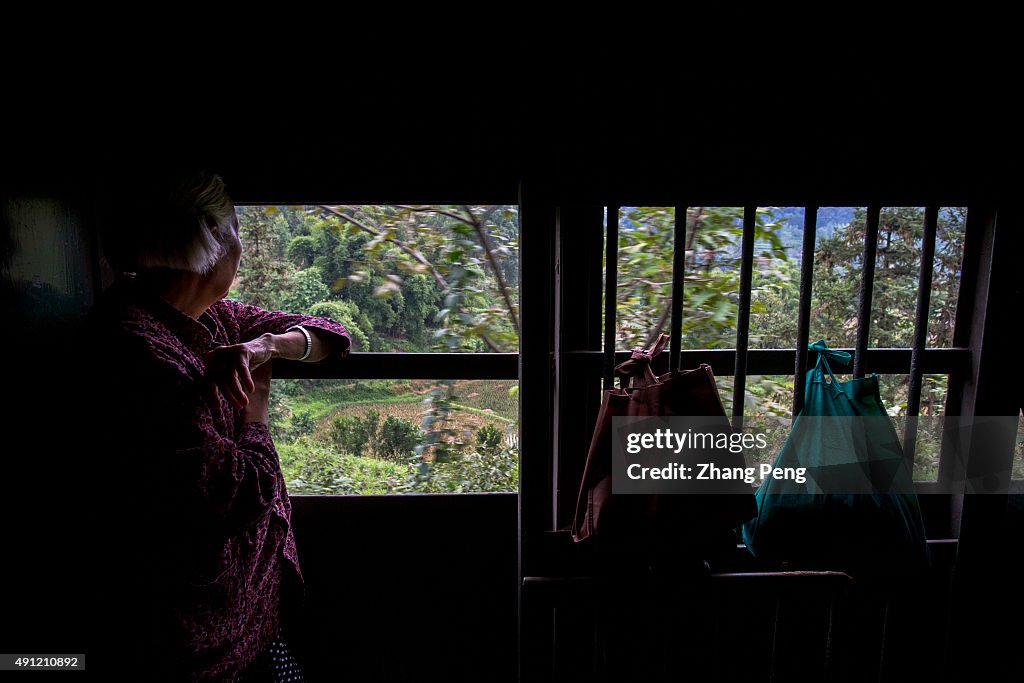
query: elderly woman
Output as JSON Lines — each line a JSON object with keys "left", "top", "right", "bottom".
{"left": 83, "top": 171, "right": 350, "bottom": 681}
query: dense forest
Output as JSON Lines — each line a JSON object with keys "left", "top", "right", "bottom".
{"left": 232, "top": 205, "right": 520, "bottom": 494}
{"left": 231, "top": 204, "right": 1020, "bottom": 493}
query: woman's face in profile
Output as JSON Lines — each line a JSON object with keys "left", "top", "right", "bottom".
{"left": 209, "top": 211, "right": 243, "bottom": 299}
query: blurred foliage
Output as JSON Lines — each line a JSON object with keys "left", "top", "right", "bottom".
{"left": 615, "top": 206, "right": 788, "bottom": 351}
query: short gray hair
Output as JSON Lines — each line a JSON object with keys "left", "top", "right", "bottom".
{"left": 103, "top": 169, "right": 237, "bottom": 275}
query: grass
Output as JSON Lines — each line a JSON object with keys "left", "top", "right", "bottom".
{"left": 272, "top": 377, "right": 522, "bottom": 494}
{"left": 277, "top": 438, "right": 409, "bottom": 495}
{"left": 449, "top": 403, "right": 516, "bottom": 425}
{"left": 278, "top": 378, "right": 518, "bottom": 437}
{"left": 275, "top": 380, "right": 422, "bottom": 421}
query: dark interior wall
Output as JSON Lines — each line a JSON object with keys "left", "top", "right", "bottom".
{"left": 289, "top": 494, "right": 518, "bottom": 682}
{"left": 0, "top": 190, "right": 96, "bottom": 660}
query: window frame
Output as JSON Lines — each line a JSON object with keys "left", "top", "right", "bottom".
{"left": 518, "top": 199, "right": 1020, "bottom": 573}
{"left": 231, "top": 201, "right": 522, "bottom": 494}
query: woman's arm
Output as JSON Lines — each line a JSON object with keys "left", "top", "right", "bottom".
{"left": 206, "top": 300, "right": 352, "bottom": 408}
{"left": 219, "top": 298, "right": 352, "bottom": 360}
{"left": 247, "top": 327, "right": 335, "bottom": 364}
{"left": 116, "top": 339, "right": 286, "bottom": 535}
{"left": 205, "top": 328, "right": 339, "bottom": 409}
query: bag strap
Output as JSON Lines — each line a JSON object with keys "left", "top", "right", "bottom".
{"left": 615, "top": 333, "right": 669, "bottom": 389}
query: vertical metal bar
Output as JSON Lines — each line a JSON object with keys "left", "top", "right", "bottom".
{"left": 517, "top": 181, "right": 556, "bottom": 551}
{"left": 793, "top": 206, "right": 818, "bottom": 416}
{"left": 878, "top": 600, "right": 891, "bottom": 679}
{"left": 942, "top": 206, "right": 1021, "bottom": 680}
{"left": 938, "top": 207, "right": 984, "bottom": 494}
{"left": 554, "top": 206, "right": 606, "bottom": 532}
{"left": 552, "top": 210, "right": 564, "bottom": 531}
{"left": 516, "top": 181, "right": 556, "bottom": 683}
{"left": 769, "top": 596, "right": 782, "bottom": 681}
{"left": 939, "top": 207, "right": 1019, "bottom": 492}
{"left": 670, "top": 205, "right": 687, "bottom": 371}
{"left": 732, "top": 206, "right": 756, "bottom": 423}
{"left": 853, "top": 205, "right": 881, "bottom": 378}
{"left": 603, "top": 206, "right": 619, "bottom": 389}
{"left": 87, "top": 200, "right": 105, "bottom": 304}
{"left": 903, "top": 206, "right": 939, "bottom": 465}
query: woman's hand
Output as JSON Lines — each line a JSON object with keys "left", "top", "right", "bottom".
{"left": 205, "top": 335, "right": 274, "bottom": 410}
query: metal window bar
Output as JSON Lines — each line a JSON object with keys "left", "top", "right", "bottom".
{"left": 937, "top": 206, "right": 984, "bottom": 491}
{"left": 669, "top": 205, "right": 687, "bottom": 372}
{"left": 793, "top": 206, "right": 818, "bottom": 416}
{"left": 854, "top": 205, "right": 881, "bottom": 378}
{"left": 273, "top": 352, "right": 518, "bottom": 379}
{"left": 519, "top": 190, "right": 557, "bottom": 548}
{"left": 604, "top": 206, "right": 620, "bottom": 389}
{"left": 903, "top": 206, "right": 940, "bottom": 464}
{"left": 732, "top": 206, "right": 757, "bottom": 424}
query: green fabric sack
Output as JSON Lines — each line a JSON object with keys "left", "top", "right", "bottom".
{"left": 741, "top": 340, "right": 929, "bottom": 575}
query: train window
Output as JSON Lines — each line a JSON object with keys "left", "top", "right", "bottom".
{"left": 233, "top": 204, "right": 519, "bottom": 494}
{"left": 605, "top": 206, "right": 969, "bottom": 484}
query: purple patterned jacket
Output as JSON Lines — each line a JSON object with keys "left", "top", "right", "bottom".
{"left": 83, "top": 278, "right": 350, "bottom": 681}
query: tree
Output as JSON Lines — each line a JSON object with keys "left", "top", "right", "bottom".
{"left": 811, "top": 206, "right": 963, "bottom": 350}
{"left": 234, "top": 205, "right": 296, "bottom": 311}
{"left": 281, "top": 267, "right": 330, "bottom": 314}
{"left": 285, "top": 235, "right": 317, "bottom": 268}
{"left": 810, "top": 206, "right": 965, "bottom": 416}
{"left": 308, "top": 300, "right": 371, "bottom": 352}
{"left": 377, "top": 416, "right": 422, "bottom": 462}
{"left": 615, "top": 206, "right": 790, "bottom": 351}
{"left": 750, "top": 257, "right": 801, "bottom": 349}
{"left": 316, "top": 205, "right": 519, "bottom": 352}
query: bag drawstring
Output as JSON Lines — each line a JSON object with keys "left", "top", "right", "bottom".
{"left": 614, "top": 333, "right": 669, "bottom": 389}
{"left": 809, "top": 339, "right": 850, "bottom": 395}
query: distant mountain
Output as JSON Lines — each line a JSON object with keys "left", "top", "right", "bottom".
{"left": 767, "top": 206, "right": 858, "bottom": 259}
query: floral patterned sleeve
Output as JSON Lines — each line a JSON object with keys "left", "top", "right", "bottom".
{"left": 215, "top": 299, "right": 352, "bottom": 358}
{"left": 145, "top": 342, "right": 285, "bottom": 534}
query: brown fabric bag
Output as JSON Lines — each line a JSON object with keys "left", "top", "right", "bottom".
{"left": 571, "top": 334, "right": 757, "bottom": 555}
